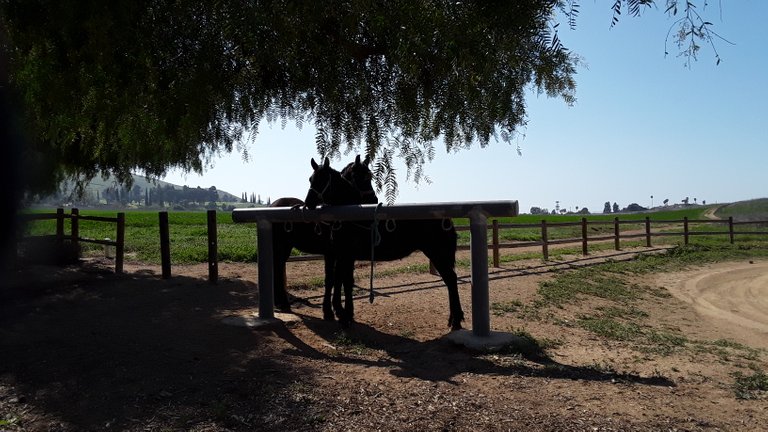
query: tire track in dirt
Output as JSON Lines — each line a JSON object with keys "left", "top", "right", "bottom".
{"left": 660, "top": 261, "right": 768, "bottom": 347}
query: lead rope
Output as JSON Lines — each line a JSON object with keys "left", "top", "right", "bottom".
{"left": 369, "top": 202, "right": 383, "bottom": 303}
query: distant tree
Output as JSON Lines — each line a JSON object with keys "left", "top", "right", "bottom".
{"left": 530, "top": 206, "right": 543, "bottom": 215}
{"left": 663, "top": 198, "right": 669, "bottom": 206}
{"left": 702, "top": 200, "right": 706, "bottom": 205}
{"left": 682, "top": 197, "right": 689, "bottom": 205}
{"left": 578, "top": 207, "right": 590, "bottom": 214}
{"left": 603, "top": 202, "right": 612, "bottom": 214}
{"left": 612, "top": 202, "right": 620, "bottom": 213}
{"left": 208, "top": 186, "right": 218, "bottom": 203}
{"left": 267, "top": 197, "right": 271, "bottom": 206}
{"left": 131, "top": 184, "right": 142, "bottom": 203}
{"left": 624, "top": 203, "right": 647, "bottom": 212}
{"left": 694, "top": 197, "right": 697, "bottom": 204}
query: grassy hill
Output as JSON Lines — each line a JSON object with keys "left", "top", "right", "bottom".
{"left": 58, "top": 174, "right": 241, "bottom": 203}
{"left": 714, "top": 198, "right": 768, "bottom": 222}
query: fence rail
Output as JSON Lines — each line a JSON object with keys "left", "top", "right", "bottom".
{"left": 283, "top": 215, "right": 768, "bottom": 265}
{"left": 17, "top": 209, "right": 768, "bottom": 282}
{"left": 17, "top": 208, "right": 125, "bottom": 273}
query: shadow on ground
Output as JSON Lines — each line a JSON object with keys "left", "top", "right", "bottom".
{"left": 1, "top": 257, "right": 675, "bottom": 431}
{"left": 1, "top": 263, "right": 311, "bottom": 431}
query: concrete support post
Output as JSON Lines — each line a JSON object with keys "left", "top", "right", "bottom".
{"left": 257, "top": 219, "right": 274, "bottom": 320}
{"left": 469, "top": 209, "right": 490, "bottom": 337}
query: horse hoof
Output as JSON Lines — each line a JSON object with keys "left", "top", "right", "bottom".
{"left": 275, "top": 304, "right": 292, "bottom": 313}
{"left": 323, "top": 312, "right": 336, "bottom": 321}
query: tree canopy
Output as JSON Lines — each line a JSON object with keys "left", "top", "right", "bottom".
{"left": 1, "top": 0, "right": 724, "bottom": 199}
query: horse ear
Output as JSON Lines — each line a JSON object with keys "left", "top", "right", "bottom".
{"left": 323, "top": 157, "right": 330, "bottom": 168}
{"left": 311, "top": 158, "right": 319, "bottom": 170}
{"left": 355, "top": 154, "right": 361, "bottom": 165}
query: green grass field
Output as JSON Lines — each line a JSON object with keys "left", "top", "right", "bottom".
{"left": 18, "top": 203, "right": 768, "bottom": 265}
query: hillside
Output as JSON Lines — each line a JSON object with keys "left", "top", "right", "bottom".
{"left": 56, "top": 174, "right": 241, "bottom": 203}
{"left": 714, "top": 198, "right": 768, "bottom": 222}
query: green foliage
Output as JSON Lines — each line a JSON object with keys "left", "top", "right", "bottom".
{"left": 618, "top": 243, "right": 768, "bottom": 275}
{"left": 577, "top": 317, "right": 644, "bottom": 341}
{"left": 2, "top": 1, "right": 575, "bottom": 197}
{"left": 732, "top": 370, "right": 768, "bottom": 400}
{"left": 2, "top": 1, "right": 724, "bottom": 199}
{"left": 539, "top": 269, "right": 638, "bottom": 306}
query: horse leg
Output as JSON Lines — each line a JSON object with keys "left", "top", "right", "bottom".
{"left": 334, "top": 257, "right": 355, "bottom": 328}
{"left": 428, "top": 255, "right": 464, "bottom": 331}
{"left": 342, "top": 258, "right": 355, "bottom": 324}
{"left": 322, "top": 256, "right": 336, "bottom": 321}
{"left": 332, "top": 258, "right": 346, "bottom": 323}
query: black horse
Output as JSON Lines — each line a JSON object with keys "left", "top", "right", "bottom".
{"left": 271, "top": 156, "right": 377, "bottom": 322}
{"left": 304, "top": 157, "right": 464, "bottom": 330}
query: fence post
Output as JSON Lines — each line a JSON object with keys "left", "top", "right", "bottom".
{"left": 469, "top": 209, "right": 490, "bottom": 337}
{"left": 581, "top": 217, "right": 588, "bottom": 256}
{"left": 159, "top": 211, "right": 171, "bottom": 279}
{"left": 116, "top": 213, "right": 125, "bottom": 274}
{"left": 541, "top": 220, "right": 549, "bottom": 261}
{"left": 645, "top": 216, "right": 652, "bottom": 247}
{"left": 492, "top": 219, "right": 500, "bottom": 268}
{"left": 728, "top": 216, "right": 734, "bottom": 244}
{"left": 614, "top": 217, "right": 621, "bottom": 250}
{"left": 56, "top": 208, "right": 64, "bottom": 245}
{"left": 683, "top": 217, "right": 689, "bottom": 245}
{"left": 70, "top": 208, "right": 80, "bottom": 250}
{"left": 207, "top": 209, "right": 218, "bottom": 284}
{"left": 257, "top": 219, "right": 275, "bottom": 319}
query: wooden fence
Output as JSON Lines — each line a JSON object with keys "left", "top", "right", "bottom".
{"left": 474, "top": 216, "right": 768, "bottom": 265}
{"left": 157, "top": 210, "right": 219, "bottom": 283}
{"left": 279, "top": 215, "right": 768, "bottom": 267}
{"left": 20, "top": 209, "right": 766, "bottom": 283}
{"left": 17, "top": 208, "right": 125, "bottom": 273}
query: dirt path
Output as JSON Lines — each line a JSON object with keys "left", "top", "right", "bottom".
{"left": 703, "top": 205, "right": 723, "bottom": 220}
{"left": 658, "top": 261, "right": 768, "bottom": 348}
{"left": 2, "top": 252, "right": 767, "bottom": 431}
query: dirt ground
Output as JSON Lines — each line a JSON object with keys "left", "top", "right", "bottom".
{"left": 1, "top": 248, "right": 767, "bottom": 431}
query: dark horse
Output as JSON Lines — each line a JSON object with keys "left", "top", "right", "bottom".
{"left": 271, "top": 156, "right": 377, "bottom": 322}
{"left": 304, "top": 157, "right": 464, "bottom": 330}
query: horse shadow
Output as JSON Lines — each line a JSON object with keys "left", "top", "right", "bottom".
{"left": 272, "top": 312, "right": 675, "bottom": 388}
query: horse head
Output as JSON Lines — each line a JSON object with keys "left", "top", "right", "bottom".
{"left": 341, "top": 155, "right": 378, "bottom": 205}
{"left": 305, "top": 157, "right": 360, "bottom": 209}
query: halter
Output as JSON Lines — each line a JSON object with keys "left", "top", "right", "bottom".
{"left": 308, "top": 174, "right": 332, "bottom": 203}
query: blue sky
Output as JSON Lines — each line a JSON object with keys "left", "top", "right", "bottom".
{"left": 163, "top": 2, "right": 768, "bottom": 213}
